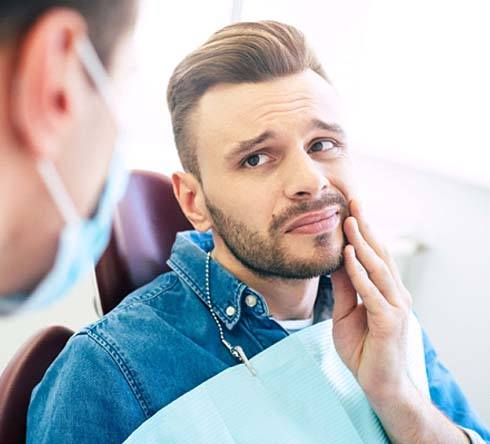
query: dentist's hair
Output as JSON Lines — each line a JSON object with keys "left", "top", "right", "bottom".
{"left": 167, "top": 20, "right": 329, "bottom": 180}
{"left": 0, "top": 0, "right": 137, "bottom": 68}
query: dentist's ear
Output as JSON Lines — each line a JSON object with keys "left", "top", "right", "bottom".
{"left": 172, "top": 172, "right": 213, "bottom": 232}
{"left": 10, "top": 8, "right": 87, "bottom": 160}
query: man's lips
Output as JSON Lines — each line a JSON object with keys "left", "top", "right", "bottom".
{"left": 285, "top": 208, "right": 340, "bottom": 234}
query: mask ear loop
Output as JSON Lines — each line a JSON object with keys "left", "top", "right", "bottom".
{"left": 36, "top": 37, "right": 119, "bottom": 227}
{"left": 75, "top": 36, "right": 128, "bottom": 162}
{"left": 75, "top": 37, "right": 118, "bottom": 123}
{"left": 37, "top": 159, "right": 80, "bottom": 225}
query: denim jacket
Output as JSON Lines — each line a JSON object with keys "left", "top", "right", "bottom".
{"left": 27, "top": 231, "right": 490, "bottom": 443}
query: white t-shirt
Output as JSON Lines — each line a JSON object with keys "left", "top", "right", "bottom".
{"left": 274, "top": 316, "right": 314, "bottom": 334}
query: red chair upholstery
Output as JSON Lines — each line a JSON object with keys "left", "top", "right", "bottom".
{"left": 95, "top": 170, "right": 193, "bottom": 315}
{"left": 0, "top": 326, "right": 74, "bottom": 444}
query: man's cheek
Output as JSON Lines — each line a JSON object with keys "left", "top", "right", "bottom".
{"left": 333, "top": 178, "right": 355, "bottom": 215}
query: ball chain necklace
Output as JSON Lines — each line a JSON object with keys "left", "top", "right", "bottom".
{"left": 205, "top": 252, "right": 257, "bottom": 376}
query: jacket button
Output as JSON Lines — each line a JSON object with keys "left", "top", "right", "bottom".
{"left": 226, "top": 306, "right": 236, "bottom": 317}
{"left": 245, "top": 295, "right": 257, "bottom": 308}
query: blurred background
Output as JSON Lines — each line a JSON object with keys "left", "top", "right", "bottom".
{"left": 1, "top": 0, "right": 489, "bottom": 423}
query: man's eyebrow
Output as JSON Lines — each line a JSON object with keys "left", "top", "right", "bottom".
{"left": 309, "top": 119, "right": 347, "bottom": 139}
{"left": 224, "top": 120, "right": 346, "bottom": 163}
{"left": 225, "top": 130, "right": 276, "bottom": 162}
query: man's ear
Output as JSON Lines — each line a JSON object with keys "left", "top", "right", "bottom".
{"left": 10, "top": 8, "right": 87, "bottom": 160}
{"left": 172, "top": 172, "right": 212, "bottom": 232}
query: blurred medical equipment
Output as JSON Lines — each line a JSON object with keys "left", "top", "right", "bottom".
{"left": 391, "top": 235, "right": 427, "bottom": 291}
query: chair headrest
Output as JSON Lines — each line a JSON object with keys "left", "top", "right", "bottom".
{"left": 96, "top": 170, "right": 193, "bottom": 314}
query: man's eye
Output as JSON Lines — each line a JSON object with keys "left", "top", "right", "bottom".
{"left": 243, "top": 153, "right": 269, "bottom": 168}
{"left": 309, "top": 139, "right": 338, "bottom": 153}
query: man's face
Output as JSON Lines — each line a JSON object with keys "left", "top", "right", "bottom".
{"left": 193, "top": 70, "right": 354, "bottom": 279}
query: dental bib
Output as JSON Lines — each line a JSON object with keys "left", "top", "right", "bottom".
{"left": 124, "top": 313, "right": 429, "bottom": 444}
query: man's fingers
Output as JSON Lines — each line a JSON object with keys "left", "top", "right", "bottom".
{"left": 349, "top": 199, "right": 404, "bottom": 287}
{"left": 344, "top": 217, "right": 401, "bottom": 307}
{"left": 349, "top": 199, "right": 384, "bottom": 256}
{"left": 343, "top": 244, "right": 390, "bottom": 316}
{"left": 331, "top": 267, "right": 357, "bottom": 322}
{"left": 349, "top": 199, "right": 412, "bottom": 309}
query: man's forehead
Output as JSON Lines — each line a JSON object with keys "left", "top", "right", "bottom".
{"left": 194, "top": 70, "right": 343, "bottom": 148}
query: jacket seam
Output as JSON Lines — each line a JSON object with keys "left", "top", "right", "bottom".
{"left": 86, "top": 330, "right": 152, "bottom": 419}
{"left": 113, "top": 274, "right": 179, "bottom": 312}
{"left": 168, "top": 257, "right": 206, "bottom": 301}
{"left": 79, "top": 275, "right": 180, "bottom": 418}
{"left": 83, "top": 274, "right": 178, "bottom": 333}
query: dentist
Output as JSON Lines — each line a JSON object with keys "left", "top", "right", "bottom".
{"left": 0, "top": 1, "right": 138, "bottom": 315}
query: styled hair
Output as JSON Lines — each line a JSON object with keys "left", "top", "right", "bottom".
{"left": 167, "top": 20, "right": 328, "bottom": 179}
{"left": 0, "top": 0, "right": 137, "bottom": 68}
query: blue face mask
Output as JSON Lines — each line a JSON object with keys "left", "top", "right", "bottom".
{"left": 0, "top": 37, "right": 129, "bottom": 315}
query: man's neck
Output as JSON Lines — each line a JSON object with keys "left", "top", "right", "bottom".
{"left": 211, "top": 241, "right": 319, "bottom": 321}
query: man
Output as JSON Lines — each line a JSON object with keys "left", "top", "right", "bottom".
{"left": 0, "top": 1, "right": 138, "bottom": 315}
{"left": 27, "top": 21, "right": 490, "bottom": 443}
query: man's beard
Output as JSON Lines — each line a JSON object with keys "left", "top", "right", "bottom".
{"left": 205, "top": 193, "right": 349, "bottom": 280}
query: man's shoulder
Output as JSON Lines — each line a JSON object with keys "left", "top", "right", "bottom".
{"left": 31, "top": 269, "right": 193, "bottom": 391}
{"left": 28, "top": 270, "right": 201, "bottom": 436}
{"left": 80, "top": 270, "right": 193, "bottom": 354}
{"left": 35, "top": 272, "right": 185, "bottom": 372}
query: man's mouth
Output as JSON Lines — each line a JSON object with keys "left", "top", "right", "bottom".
{"left": 285, "top": 208, "right": 341, "bottom": 235}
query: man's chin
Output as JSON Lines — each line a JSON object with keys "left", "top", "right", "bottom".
{"left": 282, "top": 243, "right": 344, "bottom": 277}
{"left": 278, "top": 261, "right": 342, "bottom": 280}
{"left": 279, "top": 253, "right": 343, "bottom": 279}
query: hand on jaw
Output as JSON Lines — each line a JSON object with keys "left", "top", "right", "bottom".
{"left": 331, "top": 199, "right": 469, "bottom": 444}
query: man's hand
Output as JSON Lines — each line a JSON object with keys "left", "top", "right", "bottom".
{"left": 331, "top": 198, "right": 412, "bottom": 398}
{"left": 331, "top": 199, "right": 469, "bottom": 444}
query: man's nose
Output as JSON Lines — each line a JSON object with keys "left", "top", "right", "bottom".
{"left": 283, "top": 151, "right": 330, "bottom": 201}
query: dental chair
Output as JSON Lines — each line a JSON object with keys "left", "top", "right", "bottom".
{"left": 0, "top": 325, "right": 74, "bottom": 443}
{"left": 95, "top": 170, "right": 192, "bottom": 314}
{"left": 0, "top": 170, "right": 191, "bottom": 443}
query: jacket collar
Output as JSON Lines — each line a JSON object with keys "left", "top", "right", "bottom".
{"left": 167, "top": 230, "right": 333, "bottom": 330}
{"left": 167, "top": 231, "right": 266, "bottom": 330}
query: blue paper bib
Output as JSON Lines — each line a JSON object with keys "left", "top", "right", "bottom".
{"left": 125, "top": 314, "right": 429, "bottom": 444}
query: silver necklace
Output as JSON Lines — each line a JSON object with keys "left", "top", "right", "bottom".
{"left": 205, "top": 252, "right": 256, "bottom": 376}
